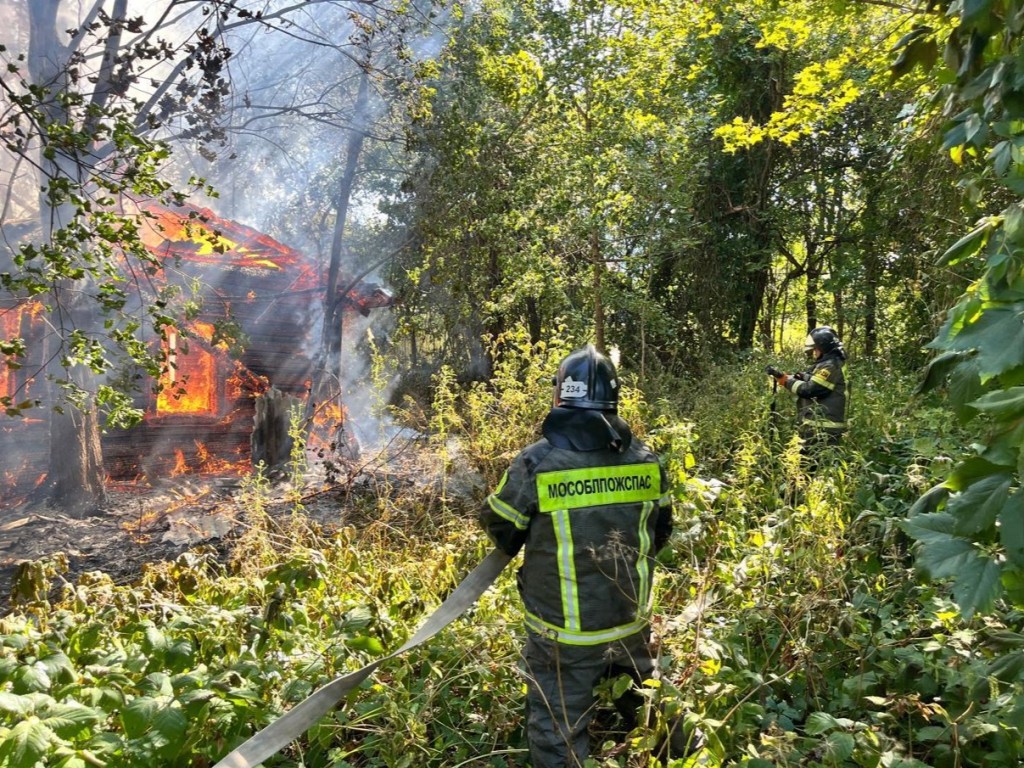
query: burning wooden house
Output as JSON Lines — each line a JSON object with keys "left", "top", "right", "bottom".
{"left": 0, "top": 203, "right": 392, "bottom": 491}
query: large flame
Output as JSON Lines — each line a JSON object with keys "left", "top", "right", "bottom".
{"left": 139, "top": 204, "right": 311, "bottom": 277}
{"left": 157, "top": 323, "right": 218, "bottom": 415}
{"left": 0, "top": 302, "right": 44, "bottom": 405}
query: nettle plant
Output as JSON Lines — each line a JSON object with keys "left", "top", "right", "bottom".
{"left": 0, "top": 521, "right": 527, "bottom": 768}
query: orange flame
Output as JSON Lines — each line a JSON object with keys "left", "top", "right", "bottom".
{"left": 193, "top": 440, "right": 250, "bottom": 475}
{"left": 0, "top": 302, "right": 44, "bottom": 403}
{"left": 157, "top": 323, "right": 218, "bottom": 415}
{"left": 171, "top": 449, "right": 188, "bottom": 476}
{"left": 307, "top": 400, "right": 350, "bottom": 454}
{"left": 139, "top": 204, "right": 306, "bottom": 273}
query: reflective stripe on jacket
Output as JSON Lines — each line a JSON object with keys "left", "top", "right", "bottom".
{"left": 481, "top": 438, "right": 671, "bottom": 646}
{"left": 788, "top": 352, "right": 846, "bottom": 434}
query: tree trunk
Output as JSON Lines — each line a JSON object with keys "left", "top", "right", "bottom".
{"left": 47, "top": 373, "right": 106, "bottom": 513}
{"left": 591, "top": 229, "right": 605, "bottom": 353}
{"left": 305, "top": 67, "right": 370, "bottom": 433}
{"left": 833, "top": 279, "right": 844, "bottom": 341}
{"left": 30, "top": 0, "right": 109, "bottom": 513}
{"left": 864, "top": 249, "right": 879, "bottom": 358}
{"left": 805, "top": 247, "right": 820, "bottom": 332}
{"left": 737, "top": 254, "right": 771, "bottom": 349}
{"left": 525, "top": 296, "right": 541, "bottom": 346}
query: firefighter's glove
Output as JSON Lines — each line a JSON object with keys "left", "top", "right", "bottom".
{"left": 765, "top": 365, "right": 790, "bottom": 387}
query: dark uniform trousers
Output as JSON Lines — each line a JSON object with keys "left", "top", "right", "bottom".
{"left": 520, "top": 630, "right": 655, "bottom": 768}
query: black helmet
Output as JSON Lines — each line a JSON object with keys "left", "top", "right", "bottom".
{"left": 803, "top": 326, "right": 843, "bottom": 355}
{"left": 554, "top": 344, "right": 619, "bottom": 412}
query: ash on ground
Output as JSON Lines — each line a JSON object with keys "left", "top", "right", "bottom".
{"left": 0, "top": 439, "right": 487, "bottom": 615}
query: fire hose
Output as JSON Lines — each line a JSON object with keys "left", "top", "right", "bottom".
{"left": 212, "top": 548, "right": 513, "bottom": 768}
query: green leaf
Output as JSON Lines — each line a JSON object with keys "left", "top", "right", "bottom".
{"left": 892, "top": 26, "right": 931, "bottom": 52}
{"left": 917, "top": 536, "right": 977, "bottom": 578}
{"left": 916, "top": 725, "right": 950, "bottom": 741}
{"left": 991, "top": 140, "right": 1013, "bottom": 176}
{"left": 915, "top": 351, "right": 971, "bottom": 394}
{"left": 805, "top": 711, "right": 841, "bottom": 735}
{"left": 36, "top": 653, "right": 74, "bottom": 685}
{"left": 908, "top": 485, "right": 951, "bottom": 517}
{"left": 44, "top": 703, "right": 104, "bottom": 738}
{"left": 970, "top": 387, "right": 1024, "bottom": 418}
{"left": 1001, "top": 491, "right": 1024, "bottom": 566}
{"left": 930, "top": 295, "right": 983, "bottom": 350}
{"left": 142, "top": 624, "right": 168, "bottom": 655}
{"left": 938, "top": 221, "right": 992, "bottom": 265}
{"left": 945, "top": 306, "right": 1024, "bottom": 378}
{"left": 902, "top": 512, "right": 955, "bottom": 543}
{"left": 0, "top": 717, "right": 56, "bottom": 768}
{"left": 0, "top": 692, "right": 32, "bottom": 717}
{"left": 348, "top": 635, "right": 385, "bottom": 655}
{"left": 1005, "top": 567, "right": 1024, "bottom": 608}
{"left": 953, "top": 552, "right": 1002, "bottom": 618}
{"left": 611, "top": 673, "right": 633, "bottom": 699}
{"left": 961, "top": 0, "right": 995, "bottom": 24}
{"left": 947, "top": 457, "right": 1011, "bottom": 490}
{"left": 825, "top": 731, "right": 855, "bottom": 761}
{"left": 942, "top": 121, "right": 969, "bottom": 152}
{"left": 949, "top": 357, "right": 984, "bottom": 421}
{"left": 985, "top": 649, "right": 1024, "bottom": 683}
{"left": 1005, "top": 205, "right": 1024, "bottom": 244}
{"left": 150, "top": 705, "right": 187, "bottom": 756}
{"left": 979, "top": 417, "right": 1024, "bottom": 465}
{"left": 12, "top": 663, "right": 51, "bottom": 693}
{"left": 946, "top": 473, "right": 1012, "bottom": 535}
{"left": 120, "top": 696, "right": 157, "bottom": 739}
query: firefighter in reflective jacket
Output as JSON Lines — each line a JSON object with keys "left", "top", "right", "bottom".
{"left": 479, "top": 345, "right": 686, "bottom": 767}
{"left": 773, "top": 326, "right": 848, "bottom": 445}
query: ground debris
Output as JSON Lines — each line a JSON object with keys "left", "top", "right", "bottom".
{"left": 0, "top": 443, "right": 465, "bottom": 614}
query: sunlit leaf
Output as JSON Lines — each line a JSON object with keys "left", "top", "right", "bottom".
{"left": 937, "top": 220, "right": 991, "bottom": 265}
{"left": 0, "top": 717, "right": 56, "bottom": 768}
{"left": 805, "top": 711, "right": 842, "bottom": 735}
{"left": 120, "top": 696, "right": 157, "bottom": 739}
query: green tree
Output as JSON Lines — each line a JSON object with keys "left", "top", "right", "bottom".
{"left": 0, "top": 0, "right": 230, "bottom": 511}
{"left": 390, "top": 0, "right": 699, "bottom": 374}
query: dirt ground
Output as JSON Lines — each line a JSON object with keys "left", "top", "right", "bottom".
{"left": 0, "top": 474, "right": 320, "bottom": 613}
{"left": 0, "top": 442, "right": 484, "bottom": 615}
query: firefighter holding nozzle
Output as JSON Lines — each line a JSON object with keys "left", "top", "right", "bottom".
{"left": 766, "top": 326, "right": 848, "bottom": 448}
